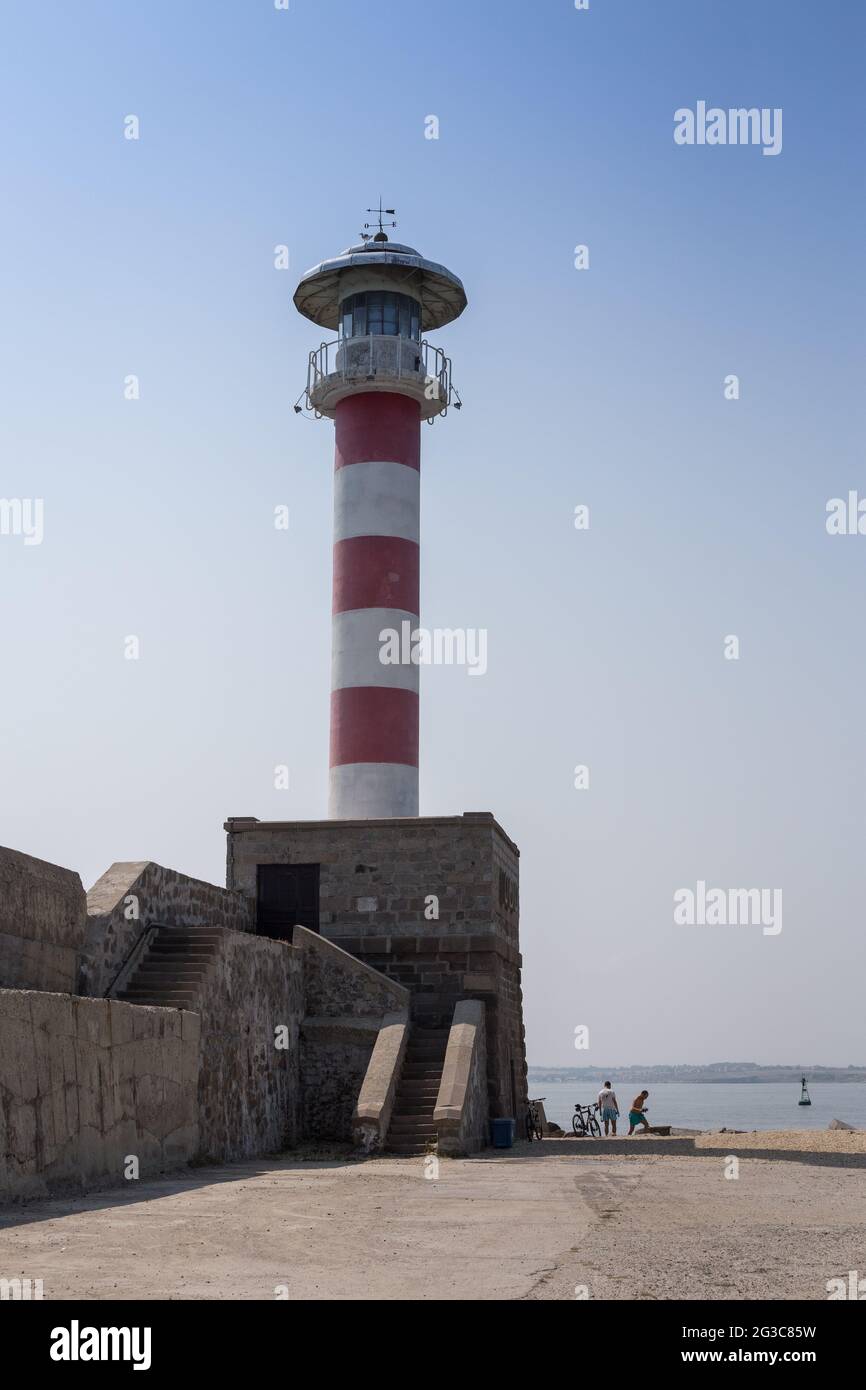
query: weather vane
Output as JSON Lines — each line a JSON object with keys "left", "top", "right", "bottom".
{"left": 361, "top": 198, "right": 397, "bottom": 241}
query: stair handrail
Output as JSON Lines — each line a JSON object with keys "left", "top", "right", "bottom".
{"left": 103, "top": 920, "right": 166, "bottom": 998}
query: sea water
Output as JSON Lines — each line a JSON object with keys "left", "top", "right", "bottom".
{"left": 533, "top": 1081, "right": 866, "bottom": 1132}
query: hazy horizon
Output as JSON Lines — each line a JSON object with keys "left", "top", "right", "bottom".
{"left": 528, "top": 1060, "right": 866, "bottom": 1070}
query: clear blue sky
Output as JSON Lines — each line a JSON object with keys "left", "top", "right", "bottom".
{"left": 1, "top": 1, "right": 863, "bottom": 1065}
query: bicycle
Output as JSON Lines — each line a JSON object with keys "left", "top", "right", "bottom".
{"left": 526, "top": 1096, "right": 545, "bottom": 1142}
{"left": 572, "top": 1102, "right": 601, "bottom": 1138}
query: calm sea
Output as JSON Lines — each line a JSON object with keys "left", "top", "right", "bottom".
{"left": 532, "top": 1081, "right": 866, "bottom": 1132}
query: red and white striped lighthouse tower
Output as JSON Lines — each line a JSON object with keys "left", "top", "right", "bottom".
{"left": 294, "top": 212, "right": 466, "bottom": 819}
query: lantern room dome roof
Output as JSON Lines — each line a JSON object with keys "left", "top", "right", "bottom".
{"left": 293, "top": 238, "right": 467, "bottom": 332}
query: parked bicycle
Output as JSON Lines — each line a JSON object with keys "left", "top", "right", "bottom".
{"left": 572, "top": 1102, "right": 601, "bottom": 1138}
{"left": 526, "top": 1096, "right": 545, "bottom": 1142}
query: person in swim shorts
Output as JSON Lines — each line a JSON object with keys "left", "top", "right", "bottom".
{"left": 628, "top": 1090, "right": 651, "bottom": 1135}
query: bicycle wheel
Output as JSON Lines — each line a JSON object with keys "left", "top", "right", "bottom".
{"left": 526, "top": 1112, "right": 535, "bottom": 1141}
{"left": 572, "top": 1112, "right": 586, "bottom": 1136}
{"left": 534, "top": 1119, "right": 544, "bottom": 1141}
{"left": 588, "top": 1115, "right": 601, "bottom": 1138}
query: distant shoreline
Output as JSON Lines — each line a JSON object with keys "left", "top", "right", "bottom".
{"left": 529, "top": 1067, "right": 866, "bottom": 1084}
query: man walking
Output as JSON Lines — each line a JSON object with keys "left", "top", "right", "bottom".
{"left": 597, "top": 1080, "right": 619, "bottom": 1135}
{"left": 628, "top": 1090, "right": 651, "bottom": 1135}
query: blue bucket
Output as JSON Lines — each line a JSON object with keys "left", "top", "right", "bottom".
{"left": 491, "top": 1117, "right": 515, "bottom": 1148}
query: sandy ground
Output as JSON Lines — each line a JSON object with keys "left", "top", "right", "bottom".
{"left": 1, "top": 1137, "right": 864, "bottom": 1301}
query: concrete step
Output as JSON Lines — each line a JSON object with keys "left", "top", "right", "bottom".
{"left": 151, "top": 940, "right": 220, "bottom": 949}
{"left": 128, "top": 983, "right": 204, "bottom": 994}
{"left": 148, "top": 946, "right": 219, "bottom": 955}
{"left": 142, "top": 958, "right": 214, "bottom": 970}
{"left": 155, "top": 927, "right": 222, "bottom": 936}
{"left": 389, "top": 1118, "right": 437, "bottom": 1134}
{"left": 134, "top": 972, "right": 209, "bottom": 983}
{"left": 153, "top": 931, "right": 221, "bottom": 940}
{"left": 147, "top": 945, "right": 219, "bottom": 955}
{"left": 120, "top": 989, "right": 198, "bottom": 1000}
{"left": 135, "top": 967, "right": 209, "bottom": 978}
{"left": 145, "top": 957, "right": 216, "bottom": 969}
{"left": 117, "top": 997, "right": 196, "bottom": 1008}
{"left": 153, "top": 929, "right": 221, "bottom": 939}
{"left": 129, "top": 988, "right": 204, "bottom": 997}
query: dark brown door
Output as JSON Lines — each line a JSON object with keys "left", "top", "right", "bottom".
{"left": 256, "top": 864, "right": 320, "bottom": 939}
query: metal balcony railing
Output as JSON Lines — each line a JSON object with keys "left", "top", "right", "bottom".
{"left": 305, "top": 334, "right": 452, "bottom": 415}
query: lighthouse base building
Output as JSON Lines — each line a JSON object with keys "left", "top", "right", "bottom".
{"left": 225, "top": 811, "right": 528, "bottom": 1130}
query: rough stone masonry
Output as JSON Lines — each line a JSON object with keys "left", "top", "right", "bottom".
{"left": 225, "top": 811, "right": 528, "bottom": 1122}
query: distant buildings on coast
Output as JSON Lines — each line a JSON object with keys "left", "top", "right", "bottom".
{"left": 528, "top": 1063, "right": 866, "bottom": 1084}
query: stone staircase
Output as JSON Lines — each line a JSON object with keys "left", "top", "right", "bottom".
{"left": 114, "top": 925, "right": 221, "bottom": 1009}
{"left": 386, "top": 1025, "right": 449, "bottom": 1156}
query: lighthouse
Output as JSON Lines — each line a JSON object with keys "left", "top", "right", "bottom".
{"left": 294, "top": 210, "right": 467, "bottom": 819}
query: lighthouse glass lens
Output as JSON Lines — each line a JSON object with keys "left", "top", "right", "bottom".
{"left": 383, "top": 298, "right": 398, "bottom": 335}
{"left": 366, "top": 292, "right": 384, "bottom": 334}
{"left": 339, "top": 292, "right": 421, "bottom": 341}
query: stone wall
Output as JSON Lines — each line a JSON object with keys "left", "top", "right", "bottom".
{"left": 293, "top": 926, "right": 409, "bottom": 1141}
{"left": 225, "top": 815, "right": 527, "bottom": 1124}
{"left": 294, "top": 924, "right": 410, "bottom": 1018}
{"left": 0, "top": 847, "right": 87, "bottom": 994}
{"left": 83, "top": 861, "right": 254, "bottom": 998}
{"left": 0, "top": 989, "right": 199, "bottom": 1200}
{"left": 0, "top": 842, "right": 420, "bottom": 1188}
{"left": 193, "top": 930, "right": 304, "bottom": 1162}
{"left": 299, "top": 1016, "right": 382, "bottom": 1141}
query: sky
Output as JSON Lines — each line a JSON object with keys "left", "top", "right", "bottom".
{"left": 1, "top": 0, "right": 863, "bottom": 1067}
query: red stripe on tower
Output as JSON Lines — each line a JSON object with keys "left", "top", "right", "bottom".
{"left": 330, "top": 687, "right": 419, "bottom": 767}
{"left": 332, "top": 535, "right": 419, "bottom": 615}
{"left": 334, "top": 392, "right": 421, "bottom": 471}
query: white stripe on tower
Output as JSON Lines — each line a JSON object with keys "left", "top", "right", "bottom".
{"left": 329, "top": 391, "right": 421, "bottom": 819}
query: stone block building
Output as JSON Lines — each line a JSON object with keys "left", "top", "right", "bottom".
{"left": 224, "top": 812, "right": 527, "bottom": 1123}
